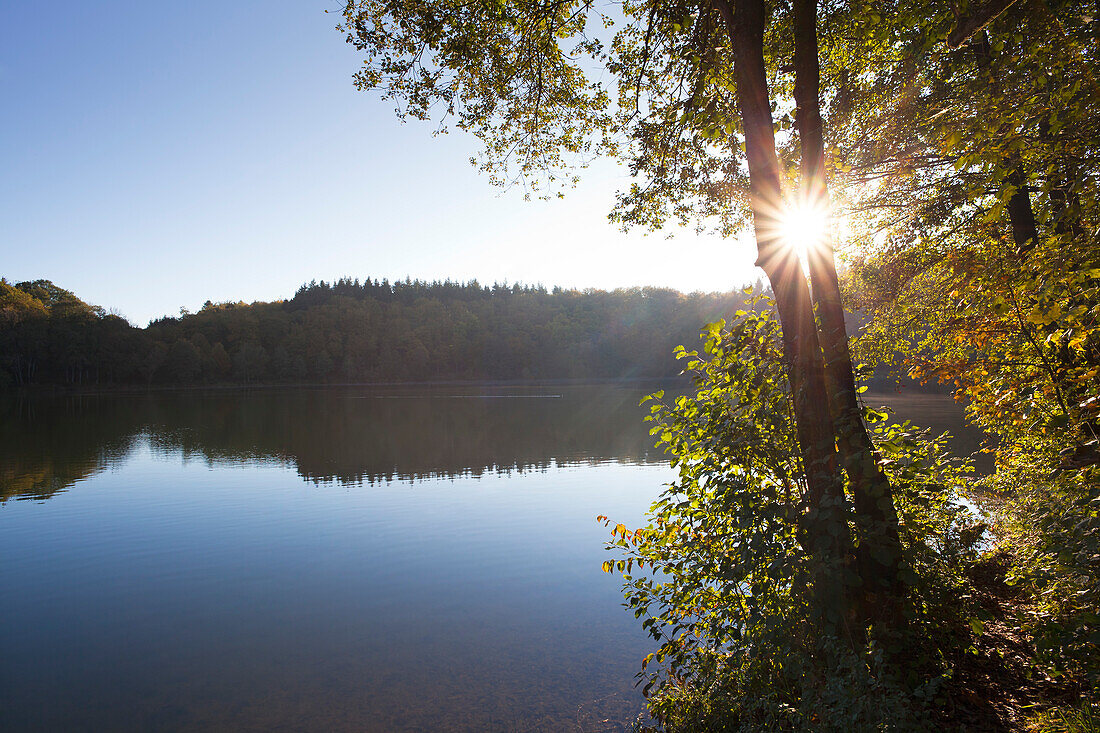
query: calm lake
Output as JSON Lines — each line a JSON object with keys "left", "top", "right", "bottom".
{"left": 0, "top": 385, "right": 984, "bottom": 732}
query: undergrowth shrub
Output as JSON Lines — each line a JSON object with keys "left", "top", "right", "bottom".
{"left": 983, "top": 447, "right": 1100, "bottom": 691}
{"left": 1028, "top": 700, "right": 1100, "bottom": 733}
{"left": 602, "top": 302, "right": 984, "bottom": 731}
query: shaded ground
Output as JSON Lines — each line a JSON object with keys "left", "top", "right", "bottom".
{"left": 939, "top": 552, "right": 1086, "bottom": 732}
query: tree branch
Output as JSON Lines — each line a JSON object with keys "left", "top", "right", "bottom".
{"left": 947, "top": 0, "right": 1022, "bottom": 48}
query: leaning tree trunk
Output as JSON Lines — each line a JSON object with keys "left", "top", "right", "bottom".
{"left": 713, "top": 0, "right": 857, "bottom": 638}
{"left": 791, "top": 0, "right": 908, "bottom": 632}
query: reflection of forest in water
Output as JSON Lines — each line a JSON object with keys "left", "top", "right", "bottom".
{"left": 1, "top": 385, "right": 988, "bottom": 503}
{"left": 1, "top": 385, "right": 668, "bottom": 501}
{"left": 0, "top": 396, "right": 140, "bottom": 502}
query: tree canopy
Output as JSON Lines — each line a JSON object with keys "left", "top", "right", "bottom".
{"left": 339, "top": 0, "right": 1099, "bottom": 726}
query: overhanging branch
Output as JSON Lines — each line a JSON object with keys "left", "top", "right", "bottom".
{"left": 947, "top": 0, "right": 1022, "bottom": 48}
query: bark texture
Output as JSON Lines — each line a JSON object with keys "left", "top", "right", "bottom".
{"left": 791, "top": 0, "right": 908, "bottom": 628}
{"left": 714, "top": 0, "right": 856, "bottom": 635}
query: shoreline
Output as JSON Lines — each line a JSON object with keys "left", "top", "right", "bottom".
{"left": 1, "top": 375, "right": 690, "bottom": 397}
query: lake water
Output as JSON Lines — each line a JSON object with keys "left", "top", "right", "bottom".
{"left": 0, "top": 385, "right": 985, "bottom": 731}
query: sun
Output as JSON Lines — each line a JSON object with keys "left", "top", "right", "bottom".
{"left": 779, "top": 200, "right": 831, "bottom": 258}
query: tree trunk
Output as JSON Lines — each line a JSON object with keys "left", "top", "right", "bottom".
{"left": 972, "top": 33, "right": 1038, "bottom": 253}
{"left": 714, "top": 0, "right": 856, "bottom": 637}
{"left": 791, "top": 0, "right": 907, "bottom": 629}
{"left": 1005, "top": 163, "right": 1038, "bottom": 252}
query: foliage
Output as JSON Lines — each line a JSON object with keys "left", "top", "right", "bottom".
{"left": 845, "top": 97, "right": 1100, "bottom": 697}
{"left": 0, "top": 278, "right": 136, "bottom": 388}
{"left": 338, "top": 0, "right": 781, "bottom": 232}
{"left": 850, "top": 238, "right": 1100, "bottom": 684}
{"left": 816, "top": 0, "right": 1100, "bottom": 700}
{"left": 339, "top": 0, "right": 618, "bottom": 196}
{"left": 982, "top": 455, "right": 1100, "bottom": 689}
{"left": 1028, "top": 701, "right": 1100, "bottom": 733}
{"left": 0, "top": 279, "right": 47, "bottom": 324}
{"left": 602, "top": 306, "right": 981, "bottom": 730}
{"left": 0, "top": 276, "right": 760, "bottom": 389}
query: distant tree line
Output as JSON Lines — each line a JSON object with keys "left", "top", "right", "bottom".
{"left": 0, "top": 277, "right": 757, "bottom": 389}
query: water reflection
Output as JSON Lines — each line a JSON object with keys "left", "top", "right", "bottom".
{"left": 0, "top": 385, "right": 987, "bottom": 732}
{"left": 1, "top": 385, "right": 671, "bottom": 732}
{"left": 873, "top": 390, "right": 995, "bottom": 473}
{"left": 0, "top": 396, "right": 140, "bottom": 501}
{"left": 1, "top": 387, "right": 990, "bottom": 503}
{"left": 1, "top": 386, "right": 665, "bottom": 501}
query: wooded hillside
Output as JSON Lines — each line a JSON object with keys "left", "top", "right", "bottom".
{"left": 0, "top": 277, "right": 753, "bottom": 388}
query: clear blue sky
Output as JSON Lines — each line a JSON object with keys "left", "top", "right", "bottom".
{"left": 1, "top": 0, "right": 759, "bottom": 325}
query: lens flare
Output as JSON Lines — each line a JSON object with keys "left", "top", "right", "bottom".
{"left": 779, "top": 201, "right": 830, "bottom": 257}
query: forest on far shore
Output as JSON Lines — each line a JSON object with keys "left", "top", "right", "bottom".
{"left": 0, "top": 276, "right": 762, "bottom": 389}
